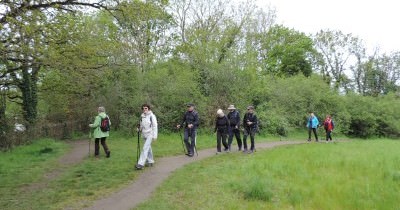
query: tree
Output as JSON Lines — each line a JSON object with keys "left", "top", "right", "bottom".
{"left": 314, "top": 30, "right": 364, "bottom": 90}
{"left": 352, "top": 50, "right": 400, "bottom": 96}
{"left": 0, "top": 0, "right": 114, "bottom": 126}
{"left": 260, "top": 25, "right": 315, "bottom": 77}
{"left": 113, "top": 0, "right": 174, "bottom": 72}
{"left": 40, "top": 12, "right": 119, "bottom": 125}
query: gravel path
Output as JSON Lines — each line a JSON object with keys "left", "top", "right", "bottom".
{"left": 83, "top": 140, "right": 304, "bottom": 210}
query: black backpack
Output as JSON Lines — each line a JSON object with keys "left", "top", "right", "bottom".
{"left": 100, "top": 116, "right": 110, "bottom": 132}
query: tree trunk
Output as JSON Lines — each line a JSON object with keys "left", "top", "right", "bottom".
{"left": 0, "top": 90, "right": 10, "bottom": 149}
{"left": 18, "top": 66, "right": 39, "bottom": 125}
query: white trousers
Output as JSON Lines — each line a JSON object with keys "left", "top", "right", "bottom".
{"left": 138, "top": 135, "right": 154, "bottom": 166}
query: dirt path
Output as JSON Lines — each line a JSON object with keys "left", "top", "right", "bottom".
{"left": 22, "top": 140, "right": 90, "bottom": 192}
{"left": 83, "top": 140, "right": 304, "bottom": 210}
{"left": 23, "top": 139, "right": 303, "bottom": 209}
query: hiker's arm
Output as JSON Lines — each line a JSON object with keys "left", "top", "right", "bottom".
{"left": 194, "top": 113, "right": 199, "bottom": 127}
{"left": 236, "top": 112, "right": 240, "bottom": 127}
{"left": 89, "top": 116, "right": 101, "bottom": 128}
{"left": 152, "top": 115, "right": 158, "bottom": 139}
{"left": 177, "top": 113, "right": 185, "bottom": 128}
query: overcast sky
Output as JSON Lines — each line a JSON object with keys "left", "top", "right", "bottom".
{"left": 256, "top": 0, "right": 400, "bottom": 54}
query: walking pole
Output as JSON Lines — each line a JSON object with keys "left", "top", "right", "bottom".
{"left": 88, "top": 130, "right": 91, "bottom": 158}
{"left": 137, "top": 129, "right": 141, "bottom": 163}
{"left": 178, "top": 127, "right": 186, "bottom": 154}
{"left": 194, "top": 136, "right": 198, "bottom": 156}
{"left": 189, "top": 127, "right": 198, "bottom": 156}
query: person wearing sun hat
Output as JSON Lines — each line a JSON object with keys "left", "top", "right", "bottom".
{"left": 227, "top": 104, "right": 242, "bottom": 151}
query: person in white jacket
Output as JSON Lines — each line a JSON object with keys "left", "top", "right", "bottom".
{"left": 135, "top": 104, "right": 158, "bottom": 170}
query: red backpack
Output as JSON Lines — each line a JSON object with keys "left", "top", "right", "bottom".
{"left": 100, "top": 116, "right": 110, "bottom": 132}
{"left": 324, "top": 119, "right": 333, "bottom": 131}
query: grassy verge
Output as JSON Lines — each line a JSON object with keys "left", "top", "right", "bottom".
{"left": 0, "top": 139, "right": 68, "bottom": 209}
{"left": 135, "top": 139, "right": 400, "bottom": 210}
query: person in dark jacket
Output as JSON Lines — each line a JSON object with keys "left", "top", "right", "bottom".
{"left": 227, "top": 104, "right": 242, "bottom": 151}
{"left": 242, "top": 106, "right": 257, "bottom": 153}
{"left": 177, "top": 103, "right": 199, "bottom": 157}
{"left": 214, "top": 109, "right": 229, "bottom": 154}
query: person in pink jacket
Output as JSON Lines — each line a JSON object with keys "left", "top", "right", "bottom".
{"left": 323, "top": 114, "right": 335, "bottom": 142}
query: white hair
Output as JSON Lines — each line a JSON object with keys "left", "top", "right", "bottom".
{"left": 98, "top": 106, "right": 105, "bottom": 112}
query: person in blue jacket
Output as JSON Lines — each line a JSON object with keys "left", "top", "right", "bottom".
{"left": 306, "top": 112, "right": 319, "bottom": 142}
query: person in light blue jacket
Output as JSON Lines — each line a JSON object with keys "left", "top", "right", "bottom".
{"left": 306, "top": 112, "right": 319, "bottom": 142}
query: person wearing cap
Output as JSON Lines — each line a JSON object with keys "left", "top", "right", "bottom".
{"left": 177, "top": 103, "right": 199, "bottom": 157}
{"left": 214, "top": 109, "right": 229, "bottom": 154}
{"left": 227, "top": 104, "right": 242, "bottom": 151}
{"left": 242, "top": 106, "right": 258, "bottom": 153}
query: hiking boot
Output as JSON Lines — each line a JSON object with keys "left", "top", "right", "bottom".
{"left": 224, "top": 148, "right": 229, "bottom": 152}
{"left": 106, "top": 151, "right": 111, "bottom": 158}
{"left": 242, "top": 149, "right": 248, "bottom": 153}
{"left": 146, "top": 162, "right": 154, "bottom": 167}
{"left": 248, "top": 149, "right": 254, "bottom": 154}
{"left": 135, "top": 164, "right": 144, "bottom": 170}
{"left": 185, "top": 153, "right": 193, "bottom": 157}
{"left": 216, "top": 152, "right": 221, "bottom": 155}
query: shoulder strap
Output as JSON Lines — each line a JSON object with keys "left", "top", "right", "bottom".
{"left": 150, "top": 115, "right": 153, "bottom": 127}
{"left": 192, "top": 111, "right": 198, "bottom": 117}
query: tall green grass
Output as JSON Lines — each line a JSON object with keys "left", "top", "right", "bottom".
{"left": 135, "top": 140, "right": 400, "bottom": 210}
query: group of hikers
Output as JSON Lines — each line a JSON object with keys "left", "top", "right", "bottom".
{"left": 89, "top": 104, "right": 335, "bottom": 170}
{"left": 306, "top": 112, "right": 335, "bottom": 142}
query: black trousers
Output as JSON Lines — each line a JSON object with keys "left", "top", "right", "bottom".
{"left": 216, "top": 129, "right": 228, "bottom": 152}
{"left": 95, "top": 137, "right": 109, "bottom": 156}
{"left": 325, "top": 130, "right": 332, "bottom": 141}
{"left": 308, "top": 128, "right": 318, "bottom": 141}
{"left": 243, "top": 128, "right": 255, "bottom": 150}
{"left": 228, "top": 126, "right": 242, "bottom": 150}
{"left": 184, "top": 128, "right": 196, "bottom": 155}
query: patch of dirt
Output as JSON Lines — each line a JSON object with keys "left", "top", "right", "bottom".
{"left": 20, "top": 140, "right": 90, "bottom": 193}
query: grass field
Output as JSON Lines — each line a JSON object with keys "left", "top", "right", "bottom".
{"left": 1, "top": 132, "right": 399, "bottom": 210}
{"left": 135, "top": 140, "right": 400, "bottom": 210}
